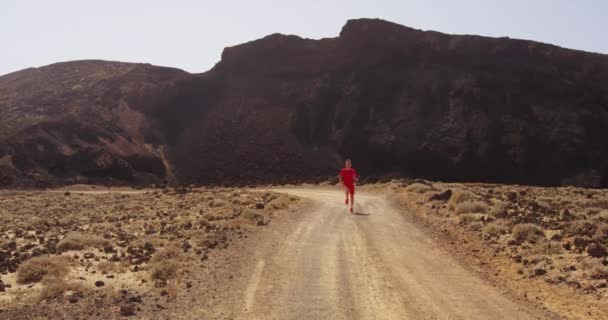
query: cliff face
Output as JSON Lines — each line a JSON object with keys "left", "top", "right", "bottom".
{"left": 1, "top": 19, "right": 608, "bottom": 187}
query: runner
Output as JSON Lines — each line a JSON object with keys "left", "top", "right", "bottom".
{"left": 338, "top": 159, "right": 358, "bottom": 213}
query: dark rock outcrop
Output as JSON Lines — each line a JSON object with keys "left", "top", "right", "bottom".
{"left": 1, "top": 18, "right": 608, "bottom": 187}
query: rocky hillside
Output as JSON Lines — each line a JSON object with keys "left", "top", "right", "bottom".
{"left": 1, "top": 18, "right": 607, "bottom": 187}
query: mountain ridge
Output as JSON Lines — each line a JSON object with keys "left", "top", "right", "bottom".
{"left": 1, "top": 18, "right": 607, "bottom": 187}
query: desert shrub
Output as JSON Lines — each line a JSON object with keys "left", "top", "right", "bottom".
{"left": 57, "top": 232, "right": 110, "bottom": 251}
{"left": 97, "top": 261, "right": 123, "bottom": 275}
{"left": 448, "top": 190, "right": 476, "bottom": 211}
{"left": 151, "top": 245, "right": 184, "bottom": 263}
{"left": 405, "top": 183, "right": 434, "bottom": 194}
{"left": 482, "top": 221, "right": 508, "bottom": 237}
{"left": 512, "top": 223, "right": 545, "bottom": 242}
{"left": 242, "top": 208, "right": 263, "bottom": 221}
{"left": 595, "top": 224, "right": 608, "bottom": 242}
{"left": 149, "top": 245, "right": 185, "bottom": 282}
{"left": 208, "top": 199, "right": 228, "bottom": 208}
{"left": 489, "top": 201, "right": 509, "bottom": 217}
{"left": 594, "top": 210, "right": 608, "bottom": 222}
{"left": 459, "top": 213, "right": 485, "bottom": 224}
{"left": 150, "top": 260, "right": 180, "bottom": 281}
{"left": 584, "top": 208, "right": 602, "bottom": 216}
{"left": 534, "top": 241, "right": 564, "bottom": 255}
{"left": 566, "top": 220, "right": 595, "bottom": 237}
{"left": 455, "top": 201, "right": 488, "bottom": 214}
{"left": 38, "top": 280, "right": 86, "bottom": 301}
{"left": 17, "top": 256, "right": 71, "bottom": 284}
{"left": 268, "top": 196, "right": 291, "bottom": 210}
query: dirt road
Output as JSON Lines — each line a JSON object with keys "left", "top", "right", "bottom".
{"left": 202, "top": 188, "right": 556, "bottom": 320}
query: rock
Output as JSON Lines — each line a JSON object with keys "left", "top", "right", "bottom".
{"left": 562, "top": 242, "right": 572, "bottom": 251}
{"left": 428, "top": 189, "right": 452, "bottom": 202}
{"left": 0, "top": 282, "right": 4, "bottom": 292}
{"left": 120, "top": 304, "right": 137, "bottom": 317}
{"left": 95, "top": 280, "right": 105, "bottom": 287}
{"left": 255, "top": 202, "right": 265, "bottom": 209}
{"left": 587, "top": 243, "right": 607, "bottom": 258}
{"left": 144, "top": 242, "right": 155, "bottom": 252}
{"left": 533, "top": 268, "right": 547, "bottom": 276}
{"left": 507, "top": 192, "right": 517, "bottom": 202}
{"left": 64, "top": 191, "right": 71, "bottom": 196}
{"left": 83, "top": 252, "right": 95, "bottom": 259}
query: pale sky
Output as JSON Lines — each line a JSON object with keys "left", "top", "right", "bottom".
{"left": 2, "top": 0, "right": 607, "bottom": 76}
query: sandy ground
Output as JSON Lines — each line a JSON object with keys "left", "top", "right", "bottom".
{"left": 194, "top": 187, "right": 557, "bottom": 319}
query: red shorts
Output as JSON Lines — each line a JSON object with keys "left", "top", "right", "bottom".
{"left": 344, "top": 184, "right": 355, "bottom": 195}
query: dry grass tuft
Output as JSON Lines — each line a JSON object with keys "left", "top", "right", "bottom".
{"left": 17, "top": 256, "right": 71, "bottom": 284}
{"left": 482, "top": 220, "right": 508, "bottom": 237}
{"left": 448, "top": 190, "right": 476, "bottom": 211}
{"left": 534, "top": 241, "right": 564, "bottom": 255}
{"left": 268, "top": 196, "right": 291, "bottom": 210}
{"left": 57, "top": 232, "right": 110, "bottom": 251}
{"left": 595, "top": 223, "right": 608, "bottom": 242}
{"left": 489, "top": 201, "right": 509, "bottom": 217}
{"left": 512, "top": 223, "right": 545, "bottom": 243}
{"left": 404, "top": 183, "right": 434, "bottom": 194}
{"left": 149, "top": 245, "right": 185, "bottom": 282}
{"left": 458, "top": 213, "right": 485, "bottom": 224}
{"left": 97, "top": 261, "right": 123, "bottom": 275}
{"left": 455, "top": 201, "right": 488, "bottom": 214}
{"left": 38, "top": 279, "right": 87, "bottom": 301}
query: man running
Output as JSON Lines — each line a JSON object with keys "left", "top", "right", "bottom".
{"left": 338, "top": 159, "right": 358, "bottom": 213}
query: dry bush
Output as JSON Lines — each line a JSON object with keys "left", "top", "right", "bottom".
{"left": 57, "top": 232, "right": 110, "bottom": 251}
{"left": 512, "top": 223, "right": 545, "bottom": 242}
{"left": 595, "top": 224, "right": 608, "bottom": 242}
{"left": 459, "top": 213, "right": 485, "bottom": 224}
{"left": 584, "top": 208, "right": 603, "bottom": 216}
{"left": 404, "top": 183, "right": 434, "bottom": 194}
{"left": 150, "top": 260, "right": 180, "bottom": 282}
{"left": 566, "top": 220, "right": 595, "bottom": 237}
{"left": 594, "top": 210, "right": 608, "bottom": 222}
{"left": 208, "top": 199, "right": 228, "bottom": 208}
{"left": 489, "top": 201, "right": 509, "bottom": 217}
{"left": 534, "top": 241, "right": 564, "bottom": 255}
{"left": 482, "top": 220, "right": 508, "bottom": 237}
{"left": 97, "top": 261, "right": 123, "bottom": 275}
{"left": 151, "top": 245, "right": 184, "bottom": 263}
{"left": 447, "top": 190, "right": 476, "bottom": 211}
{"left": 17, "top": 256, "right": 71, "bottom": 284}
{"left": 268, "top": 196, "right": 291, "bottom": 210}
{"left": 232, "top": 196, "right": 254, "bottom": 206}
{"left": 455, "top": 201, "right": 488, "bottom": 214}
{"left": 242, "top": 208, "right": 263, "bottom": 221}
{"left": 38, "top": 279, "right": 86, "bottom": 301}
{"left": 149, "top": 245, "right": 185, "bottom": 282}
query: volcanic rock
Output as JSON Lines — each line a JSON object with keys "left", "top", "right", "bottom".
{"left": 1, "top": 19, "right": 608, "bottom": 187}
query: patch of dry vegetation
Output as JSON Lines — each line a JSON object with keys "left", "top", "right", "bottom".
{"left": 0, "top": 187, "right": 303, "bottom": 313}
{"left": 16, "top": 256, "right": 72, "bottom": 284}
{"left": 512, "top": 223, "right": 545, "bottom": 243}
{"left": 405, "top": 183, "right": 434, "bottom": 194}
{"left": 149, "top": 245, "right": 185, "bottom": 283}
{"left": 57, "top": 232, "right": 111, "bottom": 251}
{"left": 447, "top": 190, "right": 476, "bottom": 211}
{"left": 455, "top": 201, "right": 488, "bottom": 214}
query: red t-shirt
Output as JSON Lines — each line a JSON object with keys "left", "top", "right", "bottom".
{"left": 340, "top": 168, "right": 358, "bottom": 186}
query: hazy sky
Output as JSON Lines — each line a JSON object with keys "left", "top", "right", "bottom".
{"left": 2, "top": 0, "right": 607, "bottom": 76}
